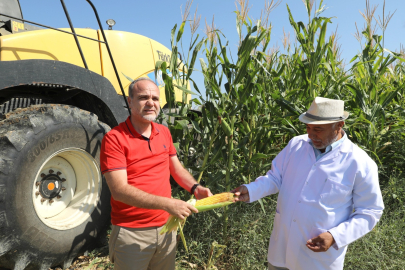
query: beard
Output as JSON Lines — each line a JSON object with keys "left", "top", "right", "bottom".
{"left": 311, "top": 131, "right": 339, "bottom": 150}
{"left": 141, "top": 107, "right": 160, "bottom": 122}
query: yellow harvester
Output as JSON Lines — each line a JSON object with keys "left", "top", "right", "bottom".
{"left": 0, "top": 0, "right": 186, "bottom": 269}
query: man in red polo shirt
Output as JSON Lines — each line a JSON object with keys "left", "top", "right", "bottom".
{"left": 100, "top": 77, "right": 212, "bottom": 270}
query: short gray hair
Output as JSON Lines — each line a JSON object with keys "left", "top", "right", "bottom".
{"left": 128, "top": 77, "right": 158, "bottom": 97}
{"left": 332, "top": 121, "right": 344, "bottom": 129}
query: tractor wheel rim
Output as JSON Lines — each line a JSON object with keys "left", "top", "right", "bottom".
{"left": 32, "top": 148, "right": 102, "bottom": 230}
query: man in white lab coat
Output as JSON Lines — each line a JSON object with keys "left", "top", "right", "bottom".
{"left": 233, "top": 97, "right": 384, "bottom": 270}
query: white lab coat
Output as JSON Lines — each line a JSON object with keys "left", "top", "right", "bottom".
{"left": 245, "top": 134, "right": 384, "bottom": 270}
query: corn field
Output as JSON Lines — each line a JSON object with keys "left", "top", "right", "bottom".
{"left": 153, "top": 0, "right": 405, "bottom": 269}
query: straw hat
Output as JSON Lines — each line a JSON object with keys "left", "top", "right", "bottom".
{"left": 299, "top": 97, "right": 349, "bottom": 124}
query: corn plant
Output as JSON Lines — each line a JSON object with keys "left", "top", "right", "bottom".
{"left": 345, "top": 33, "right": 405, "bottom": 164}
{"left": 197, "top": 19, "right": 272, "bottom": 239}
{"left": 153, "top": 17, "right": 205, "bottom": 173}
{"left": 286, "top": 0, "right": 336, "bottom": 99}
{"left": 158, "top": 1, "right": 405, "bottom": 268}
{"left": 261, "top": 0, "right": 351, "bottom": 140}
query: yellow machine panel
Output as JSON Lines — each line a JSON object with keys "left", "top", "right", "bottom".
{"left": 0, "top": 29, "right": 102, "bottom": 75}
{"left": 0, "top": 27, "right": 189, "bottom": 106}
{"left": 99, "top": 30, "right": 187, "bottom": 106}
{"left": 98, "top": 30, "right": 155, "bottom": 97}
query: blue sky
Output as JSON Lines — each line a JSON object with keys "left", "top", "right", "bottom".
{"left": 17, "top": 0, "right": 405, "bottom": 98}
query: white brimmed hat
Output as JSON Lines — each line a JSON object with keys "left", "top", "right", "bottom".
{"left": 299, "top": 97, "right": 349, "bottom": 124}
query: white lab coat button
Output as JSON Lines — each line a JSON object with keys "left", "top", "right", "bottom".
{"left": 298, "top": 200, "right": 301, "bottom": 203}
{"left": 293, "top": 219, "right": 296, "bottom": 222}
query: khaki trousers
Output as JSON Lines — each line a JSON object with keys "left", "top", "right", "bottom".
{"left": 109, "top": 225, "right": 177, "bottom": 270}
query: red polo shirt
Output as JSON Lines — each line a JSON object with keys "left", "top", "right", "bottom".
{"left": 100, "top": 117, "right": 177, "bottom": 228}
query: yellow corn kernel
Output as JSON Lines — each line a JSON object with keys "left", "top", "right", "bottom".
{"left": 195, "top": 192, "right": 234, "bottom": 207}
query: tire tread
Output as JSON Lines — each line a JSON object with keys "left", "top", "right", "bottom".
{"left": 0, "top": 104, "right": 111, "bottom": 270}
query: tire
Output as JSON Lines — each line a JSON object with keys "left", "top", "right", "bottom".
{"left": 0, "top": 104, "right": 111, "bottom": 270}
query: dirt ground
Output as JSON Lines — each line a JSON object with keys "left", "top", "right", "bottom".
{"left": 53, "top": 245, "right": 112, "bottom": 270}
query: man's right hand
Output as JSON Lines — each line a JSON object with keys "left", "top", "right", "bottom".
{"left": 231, "top": 185, "right": 250, "bottom": 202}
{"left": 166, "top": 198, "right": 198, "bottom": 220}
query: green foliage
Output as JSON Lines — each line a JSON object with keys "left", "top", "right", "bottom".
{"left": 176, "top": 196, "right": 277, "bottom": 270}
{"left": 158, "top": 2, "right": 405, "bottom": 269}
{"left": 344, "top": 179, "right": 405, "bottom": 269}
{"left": 345, "top": 35, "right": 405, "bottom": 164}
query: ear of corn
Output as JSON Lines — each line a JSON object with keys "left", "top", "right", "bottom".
{"left": 160, "top": 193, "right": 237, "bottom": 252}
{"left": 195, "top": 192, "right": 235, "bottom": 212}
{"left": 242, "top": 120, "right": 251, "bottom": 133}
{"left": 221, "top": 118, "right": 233, "bottom": 137}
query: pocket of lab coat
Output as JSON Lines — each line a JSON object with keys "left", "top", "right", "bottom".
{"left": 320, "top": 179, "right": 351, "bottom": 207}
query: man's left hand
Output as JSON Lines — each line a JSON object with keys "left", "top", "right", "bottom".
{"left": 306, "top": 232, "right": 335, "bottom": 252}
{"left": 194, "top": 186, "right": 213, "bottom": 200}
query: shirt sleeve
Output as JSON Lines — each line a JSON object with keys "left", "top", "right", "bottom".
{"left": 100, "top": 132, "right": 127, "bottom": 174}
{"left": 328, "top": 161, "right": 384, "bottom": 250}
{"left": 245, "top": 139, "right": 293, "bottom": 203}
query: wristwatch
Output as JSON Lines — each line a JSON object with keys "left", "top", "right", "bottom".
{"left": 190, "top": 183, "right": 200, "bottom": 195}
